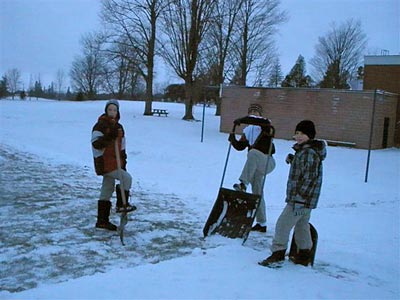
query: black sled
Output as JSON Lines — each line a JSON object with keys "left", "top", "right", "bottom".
{"left": 203, "top": 116, "right": 274, "bottom": 243}
{"left": 288, "top": 223, "right": 318, "bottom": 266}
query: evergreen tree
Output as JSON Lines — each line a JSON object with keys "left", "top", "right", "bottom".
{"left": 165, "top": 84, "right": 185, "bottom": 102}
{"left": 0, "top": 76, "right": 8, "bottom": 98}
{"left": 319, "top": 60, "right": 350, "bottom": 89}
{"left": 267, "top": 58, "right": 283, "bottom": 87}
{"left": 230, "top": 67, "right": 244, "bottom": 86}
{"left": 66, "top": 87, "right": 72, "bottom": 100}
{"left": 281, "top": 55, "right": 311, "bottom": 87}
{"left": 46, "top": 82, "right": 56, "bottom": 99}
{"left": 32, "top": 80, "right": 44, "bottom": 99}
{"left": 75, "top": 91, "right": 85, "bottom": 101}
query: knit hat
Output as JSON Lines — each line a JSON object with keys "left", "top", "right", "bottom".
{"left": 295, "top": 120, "right": 316, "bottom": 139}
{"left": 105, "top": 100, "right": 120, "bottom": 113}
{"left": 248, "top": 103, "right": 263, "bottom": 115}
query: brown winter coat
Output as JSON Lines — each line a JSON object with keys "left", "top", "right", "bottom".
{"left": 91, "top": 114, "right": 127, "bottom": 175}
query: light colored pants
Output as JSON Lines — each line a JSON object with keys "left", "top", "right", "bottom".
{"left": 239, "top": 149, "right": 276, "bottom": 225}
{"left": 271, "top": 204, "right": 313, "bottom": 252}
{"left": 99, "top": 169, "right": 132, "bottom": 200}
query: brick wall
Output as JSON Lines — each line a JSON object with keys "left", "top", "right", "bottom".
{"left": 363, "top": 64, "right": 400, "bottom": 146}
{"left": 364, "top": 65, "right": 400, "bottom": 92}
{"left": 220, "top": 86, "right": 398, "bottom": 149}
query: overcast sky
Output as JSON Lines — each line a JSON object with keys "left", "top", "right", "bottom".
{"left": 0, "top": 0, "right": 399, "bottom": 90}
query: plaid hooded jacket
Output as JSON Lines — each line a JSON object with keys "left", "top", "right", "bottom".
{"left": 285, "top": 139, "right": 327, "bottom": 209}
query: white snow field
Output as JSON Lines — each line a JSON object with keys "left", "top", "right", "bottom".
{"left": 0, "top": 99, "right": 399, "bottom": 299}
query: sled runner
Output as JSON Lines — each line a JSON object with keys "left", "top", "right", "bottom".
{"left": 288, "top": 223, "right": 318, "bottom": 266}
{"left": 203, "top": 116, "right": 274, "bottom": 243}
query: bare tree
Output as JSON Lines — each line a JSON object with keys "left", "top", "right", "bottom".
{"left": 55, "top": 69, "right": 65, "bottom": 100}
{"left": 310, "top": 19, "right": 367, "bottom": 88}
{"left": 101, "top": 0, "right": 166, "bottom": 114}
{"left": 70, "top": 32, "right": 106, "bottom": 99}
{"left": 201, "top": 0, "right": 243, "bottom": 115}
{"left": 253, "top": 55, "right": 275, "bottom": 87}
{"left": 228, "top": 0, "right": 287, "bottom": 86}
{"left": 160, "top": 0, "right": 217, "bottom": 120}
{"left": 100, "top": 40, "right": 141, "bottom": 99}
{"left": 6, "top": 68, "right": 21, "bottom": 99}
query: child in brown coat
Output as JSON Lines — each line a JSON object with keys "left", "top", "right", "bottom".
{"left": 91, "top": 100, "right": 136, "bottom": 231}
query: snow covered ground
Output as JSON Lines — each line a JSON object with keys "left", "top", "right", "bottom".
{"left": 0, "top": 98, "right": 399, "bottom": 299}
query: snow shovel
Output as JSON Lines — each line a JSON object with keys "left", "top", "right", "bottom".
{"left": 203, "top": 116, "right": 274, "bottom": 243}
{"left": 114, "top": 138, "right": 128, "bottom": 246}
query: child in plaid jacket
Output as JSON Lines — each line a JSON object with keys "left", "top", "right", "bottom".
{"left": 259, "top": 120, "right": 326, "bottom": 267}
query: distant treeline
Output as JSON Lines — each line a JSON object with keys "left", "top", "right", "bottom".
{"left": 0, "top": 80, "right": 219, "bottom": 104}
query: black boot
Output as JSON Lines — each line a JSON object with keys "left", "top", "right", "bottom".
{"left": 252, "top": 223, "right": 267, "bottom": 232}
{"left": 258, "top": 250, "right": 286, "bottom": 267}
{"left": 116, "top": 184, "right": 137, "bottom": 213}
{"left": 292, "top": 249, "right": 311, "bottom": 266}
{"left": 96, "top": 200, "right": 117, "bottom": 231}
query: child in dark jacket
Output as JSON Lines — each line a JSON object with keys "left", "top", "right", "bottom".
{"left": 229, "top": 104, "right": 276, "bottom": 233}
{"left": 259, "top": 120, "right": 326, "bottom": 267}
{"left": 91, "top": 100, "right": 136, "bottom": 231}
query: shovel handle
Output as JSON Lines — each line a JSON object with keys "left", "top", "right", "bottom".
{"left": 114, "top": 138, "right": 127, "bottom": 207}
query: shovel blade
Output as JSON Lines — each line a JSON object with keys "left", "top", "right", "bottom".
{"left": 119, "top": 212, "right": 128, "bottom": 246}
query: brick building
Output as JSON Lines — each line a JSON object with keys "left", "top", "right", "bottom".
{"left": 363, "top": 55, "right": 400, "bottom": 146}
{"left": 220, "top": 86, "right": 398, "bottom": 149}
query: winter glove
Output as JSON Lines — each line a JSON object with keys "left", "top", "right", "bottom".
{"left": 286, "top": 154, "right": 294, "bottom": 164}
{"left": 92, "top": 130, "right": 115, "bottom": 149}
{"left": 108, "top": 125, "right": 119, "bottom": 140}
{"left": 228, "top": 133, "right": 237, "bottom": 143}
{"left": 230, "top": 136, "right": 249, "bottom": 151}
{"left": 233, "top": 118, "right": 242, "bottom": 126}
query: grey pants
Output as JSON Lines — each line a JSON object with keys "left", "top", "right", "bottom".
{"left": 271, "top": 204, "right": 313, "bottom": 252}
{"left": 239, "top": 149, "right": 276, "bottom": 225}
{"left": 99, "top": 169, "right": 132, "bottom": 200}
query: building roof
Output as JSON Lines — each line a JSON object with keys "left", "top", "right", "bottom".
{"left": 364, "top": 55, "right": 400, "bottom": 65}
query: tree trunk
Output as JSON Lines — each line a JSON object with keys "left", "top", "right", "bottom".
{"left": 183, "top": 80, "right": 194, "bottom": 120}
{"left": 144, "top": 73, "right": 153, "bottom": 115}
{"left": 143, "top": 4, "right": 157, "bottom": 116}
{"left": 215, "top": 96, "right": 221, "bottom": 116}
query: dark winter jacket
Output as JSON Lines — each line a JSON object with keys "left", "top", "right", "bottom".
{"left": 91, "top": 114, "right": 127, "bottom": 175}
{"left": 285, "top": 139, "right": 326, "bottom": 209}
{"left": 229, "top": 116, "right": 276, "bottom": 155}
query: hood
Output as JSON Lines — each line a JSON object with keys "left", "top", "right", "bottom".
{"left": 294, "top": 139, "right": 327, "bottom": 161}
{"left": 103, "top": 100, "right": 121, "bottom": 121}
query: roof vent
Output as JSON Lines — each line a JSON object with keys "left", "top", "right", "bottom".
{"left": 381, "top": 49, "right": 389, "bottom": 56}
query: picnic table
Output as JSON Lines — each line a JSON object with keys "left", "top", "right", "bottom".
{"left": 152, "top": 109, "right": 169, "bottom": 117}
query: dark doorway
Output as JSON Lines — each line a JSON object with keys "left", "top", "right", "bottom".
{"left": 382, "top": 117, "right": 389, "bottom": 148}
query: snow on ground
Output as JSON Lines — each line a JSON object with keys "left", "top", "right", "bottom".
{"left": 0, "top": 98, "right": 399, "bottom": 299}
